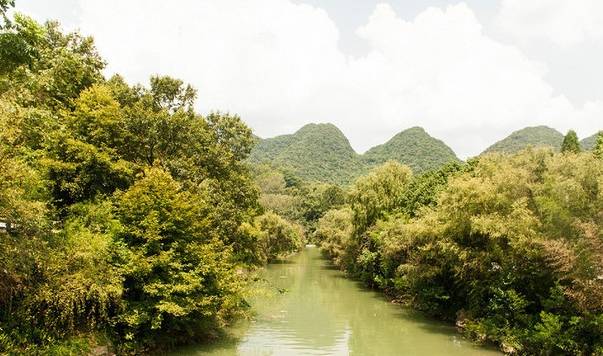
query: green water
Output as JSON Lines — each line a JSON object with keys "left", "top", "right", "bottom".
{"left": 175, "top": 247, "right": 500, "bottom": 356}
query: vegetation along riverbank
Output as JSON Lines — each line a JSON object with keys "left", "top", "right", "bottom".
{"left": 1, "top": 1, "right": 603, "bottom": 354}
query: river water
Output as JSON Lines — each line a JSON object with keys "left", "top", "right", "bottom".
{"left": 174, "top": 246, "right": 500, "bottom": 355}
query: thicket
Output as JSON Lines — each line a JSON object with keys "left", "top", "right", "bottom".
{"left": 0, "top": 8, "right": 301, "bottom": 354}
{"left": 316, "top": 151, "right": 603, "bottom": 355}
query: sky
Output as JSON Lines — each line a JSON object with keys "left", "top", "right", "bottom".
{"left": 13, "top": 0, "right": 603, "bottom": 158}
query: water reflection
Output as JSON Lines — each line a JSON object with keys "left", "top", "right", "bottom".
{"left": 174, "top": 247, "right": 500, "bottom": 355}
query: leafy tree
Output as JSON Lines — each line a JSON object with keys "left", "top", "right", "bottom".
{"left": 315, "top": 207, "right": 354, "bottom": 266}
{"left": 67, "top": 84, "right": 126, "bottom": 149}
{"left": 0, "top": 0, "right": 14, "bottom": 28}
{"left": 113, "top": 168, "right": 245, "bottom": 349}
{"left": 561, "top": 130, "right": 581, "bottom": 153}
{"left": 349, "top": 160, "right": 412, "bottom": 234}
{"left": 0, "top": 14, "right": 44, "bottom": 75}
{"left": 594, "top": 131, "right": 603, "bottom": 159}
{"left": 253, "top": 212, "right": 304, "bottom": 262}
{"left": 22, "top": 201, "right": 124, "bottom": 339}
{"left": 43, "top": 135, "right": 135, "bottom": 211}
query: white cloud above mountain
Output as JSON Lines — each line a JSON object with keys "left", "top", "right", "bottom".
{"left": 70, "top": 0, "right": 603, "bottom": 157}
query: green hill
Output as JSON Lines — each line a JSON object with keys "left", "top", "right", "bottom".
{"left": 362, "top": 127, "right": 459, "bottom": 173}
{"left": 250, "top": 124, "right": 459, "bottom": 185}
{"left": 249, "top": 123, "right": 365, "bottom": 185}
{"left": 482, "top": 126, "right": 563, "bottom": 154}
{"left": 581, "top": 131, "right": 602, "bottom": 150}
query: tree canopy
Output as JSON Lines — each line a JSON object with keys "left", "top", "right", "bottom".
{"left": 561, "top": 130, "right": 581, "bottom": 153}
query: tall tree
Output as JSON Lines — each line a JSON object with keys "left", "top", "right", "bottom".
{"left": 561, "top": 130, "right": 581, "bottom": 153}
{"left": 594, "top": 131, "right": 603, "bottom": 159}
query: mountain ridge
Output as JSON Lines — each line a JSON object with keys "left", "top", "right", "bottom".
{"left": 581, "top": 131, "right": 602, "bottom": 150}
{"left": 249, "top": 123, "right": 459, "bottom": 184}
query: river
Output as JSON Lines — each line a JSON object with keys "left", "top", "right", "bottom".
{"left": 174, "top": 246, "right": 500, "bottom": 355}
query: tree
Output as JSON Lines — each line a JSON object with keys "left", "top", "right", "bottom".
{"left": 113, "top": 168, "right": 245, "bottom": 349}
{"left": 315, "top": 207, "right": 353, "bottom": 266}
{"left": 0, "top": 0, "right": 14, "bottom": 28}
{"left": 349, "top": 161, "right": 412, "bottom": 234}
{"left": 67, "top": 84, "right": 126, "bottom": 149}
{"left": 594, "top": 131, "right": 603, "bottom": 159}
{"left": 0, "top": 14, "right": 44, "bottom": 75}
{"left": 253, "top": 212, "right": 303, "bottom": 262}
{"left": 561, "top": 130, "right": 581, "bottom": 153}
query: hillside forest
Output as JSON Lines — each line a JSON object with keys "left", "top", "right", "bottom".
{"left": 1, "top": 3, "right": 603, "bottom": 355}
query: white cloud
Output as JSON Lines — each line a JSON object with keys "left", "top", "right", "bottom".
{"left": 75, "top": 0, "right": 602, "bottom": 158}
{"left": 496, "top": 0, "right": 603, "bottom": 47}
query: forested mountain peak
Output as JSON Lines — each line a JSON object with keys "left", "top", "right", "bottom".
{"left": 249, "top": 122, "right": 364, "bottom": 184}
{"left": 295, "top": 122, "right": 345, "bottom": 135}
{"left": 482, "top": 125, "right": 564, "bottom": 154}
{"left": 362, "top": 126, "right": 459, "bottom": 173}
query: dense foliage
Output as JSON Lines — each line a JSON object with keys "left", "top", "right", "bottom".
{"left": 316, "top": 148, "right": 603, "bottom": 355}
{"left": 251, "top": 164, "right": 345, "bottom": 236}
{"left": 0, "top": 9, "right": 300, "bottom": 354}
{"left": 249, "top": 123, "right": 459, "bottom": 185}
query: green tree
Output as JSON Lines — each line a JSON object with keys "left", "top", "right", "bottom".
{"left": 254, "top": 212, "right": 303, "bottom": 262}
{"left": 594, "top": 131, "right": 603, "bottom": 159}
{"left": 315, "top": 207, "right": 354, "bottom": 266}
{"left": 561, "top": 130, "right": 581, "bottom": 153}
{"left": 113, "top": 168, "right": 245, "bottom": 349}
{"left": 0, "top": 0, "right": 14, "bottom": 28}
{"left": 0, "top": 14, "right": 44, "bottom": 75}
{"left": 349, "top": 161, "right": 412, "bottom": 234}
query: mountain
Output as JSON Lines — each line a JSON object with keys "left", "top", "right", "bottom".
{"left": 581, "top": 132, "right": 601, "bottom": 150}
{"left": 249, "top": 123, "right": 365, "bottom": 185}
{"left": 362, "top": 127, "right": 459, "bottom": 173}
{"left": 249, "top": 124, "right": 459, "bottom": 185}
{"left": 482, "top": 126, "right": 564, "bottom": 154}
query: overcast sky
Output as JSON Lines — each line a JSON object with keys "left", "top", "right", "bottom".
{"left": 14, "top": 0, "right": 603, "bottom": 158}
